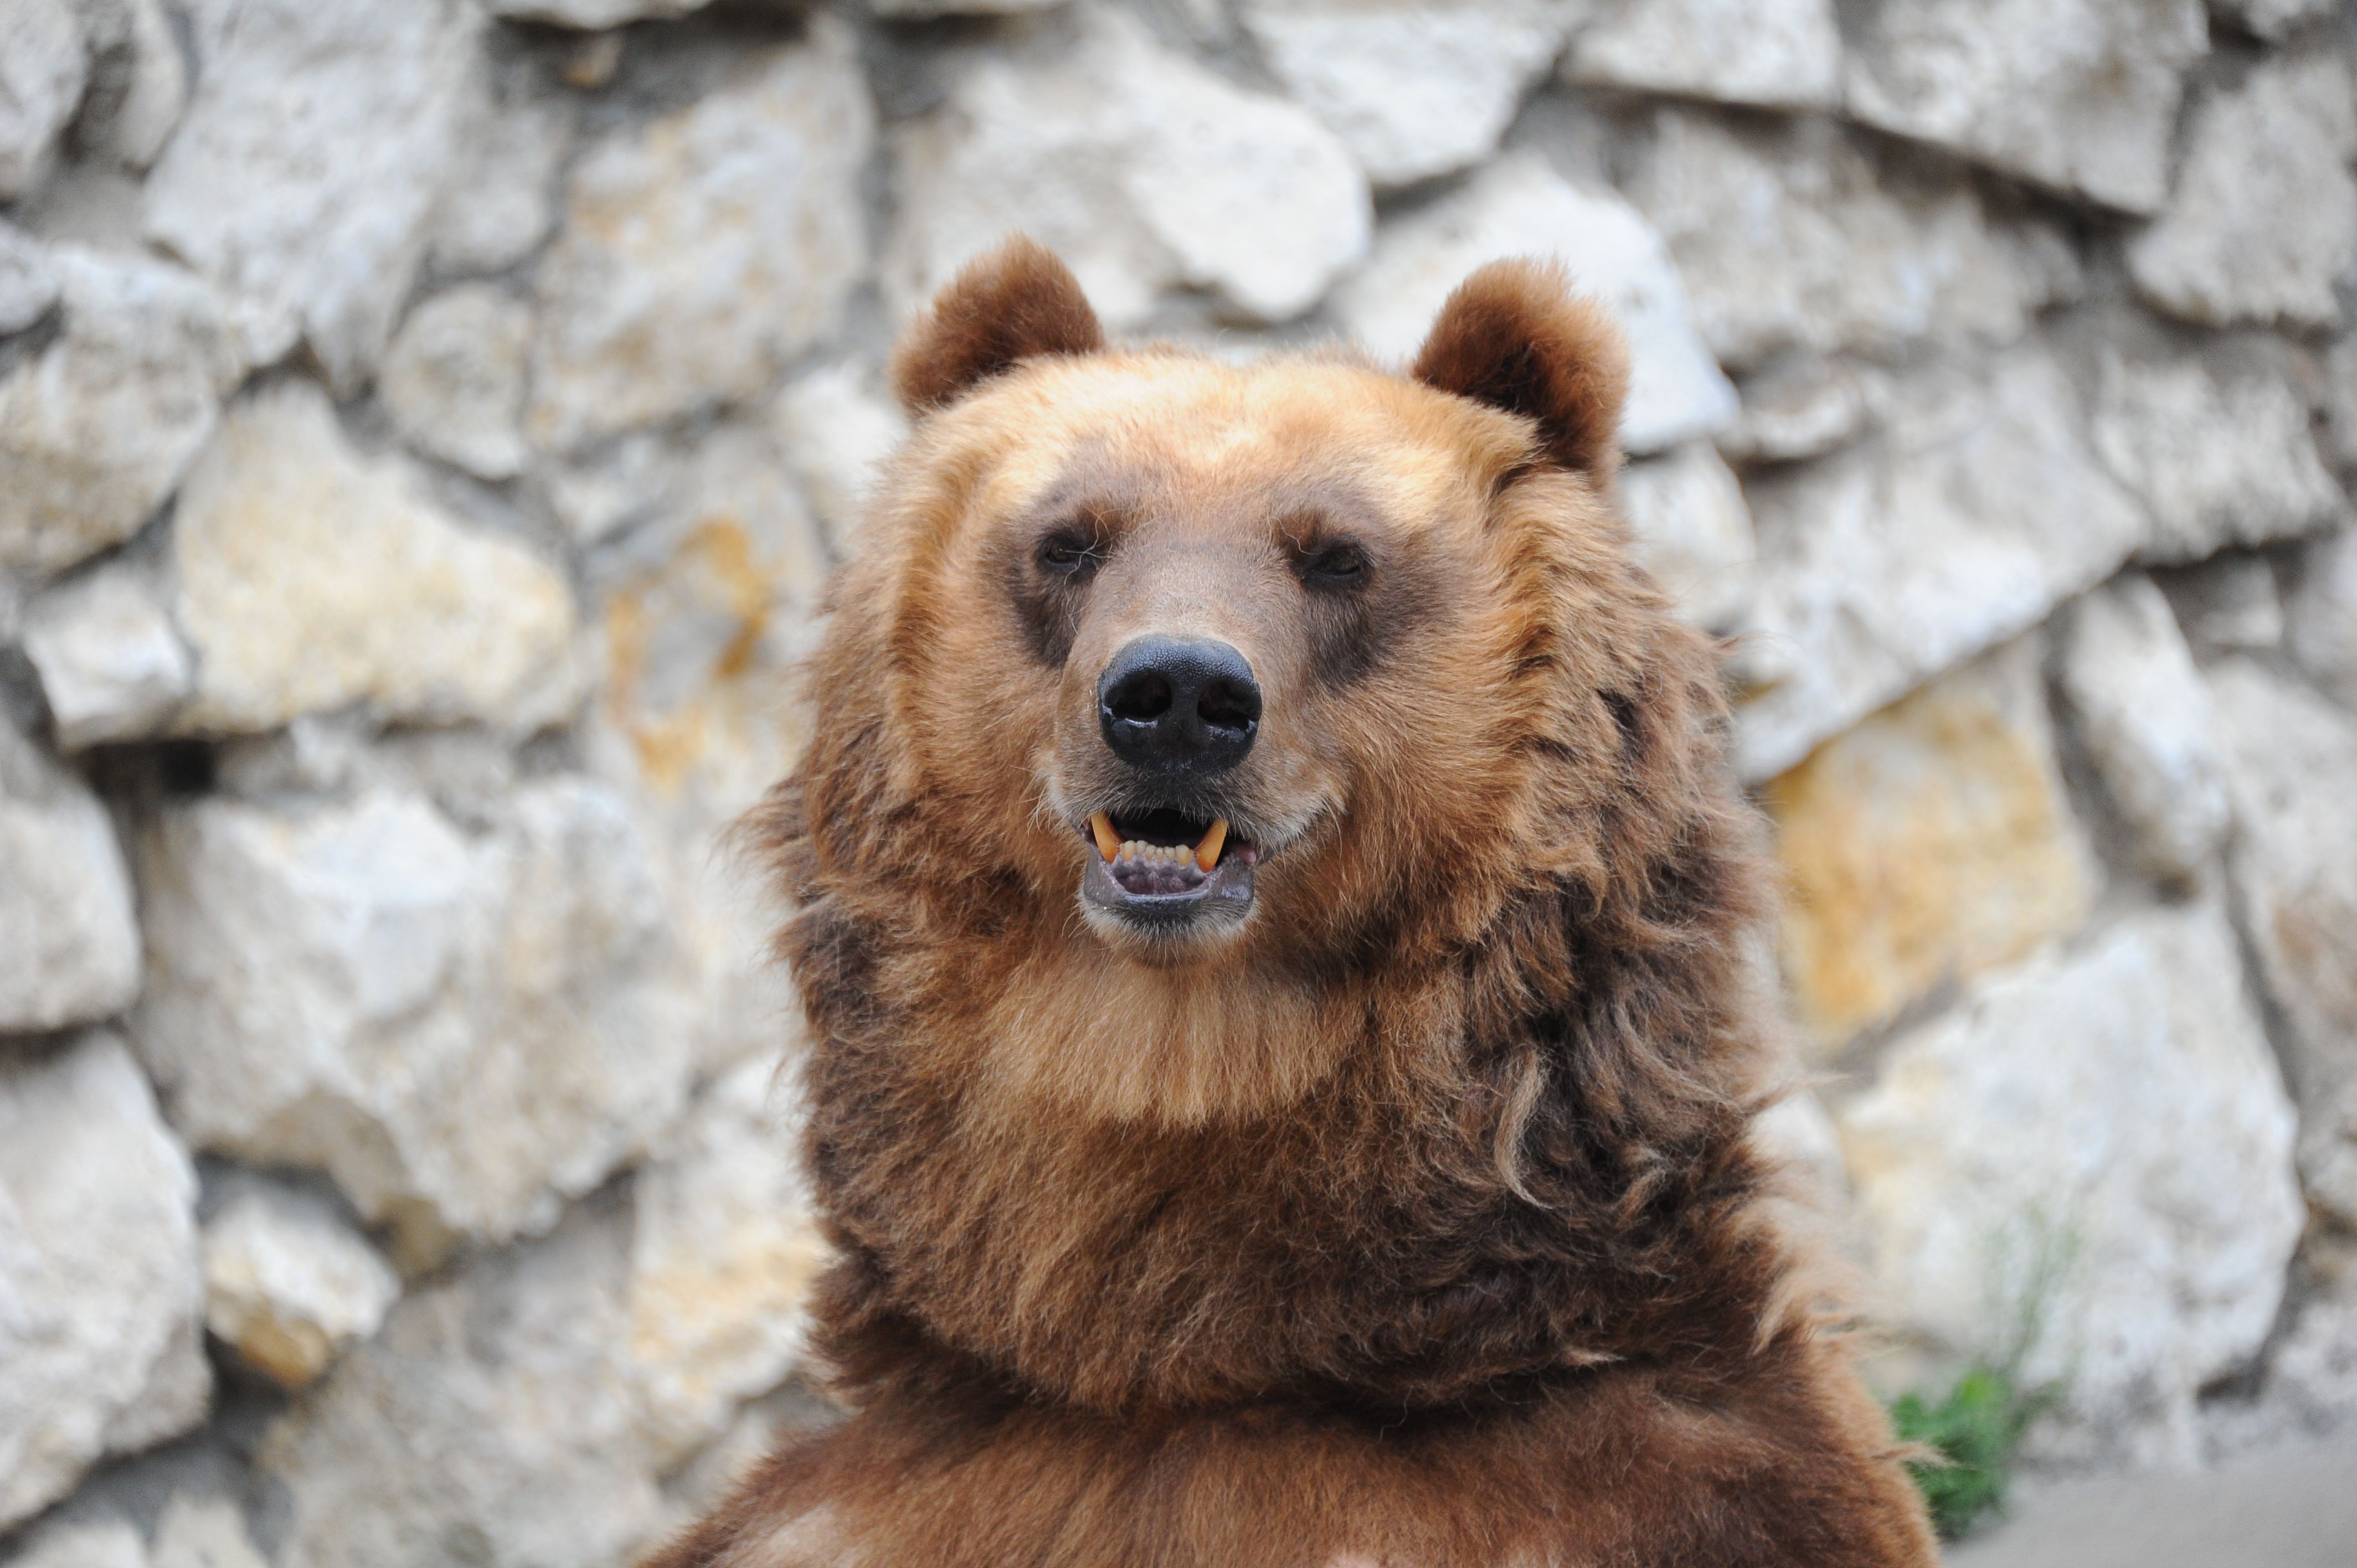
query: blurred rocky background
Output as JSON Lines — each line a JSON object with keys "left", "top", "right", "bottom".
{"left": 3, "top": 0, "right": 2356, "bottom": 1563}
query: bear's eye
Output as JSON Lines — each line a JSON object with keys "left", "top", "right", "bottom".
{"left": 1298, "top": 540, "right": 1370, "bottom": 590}
{"left": 1037, "top": 530, "right": 1104, "bottom": 577}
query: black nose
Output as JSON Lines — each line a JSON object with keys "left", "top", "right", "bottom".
{"left": 1097, "top": 636, "right": 1262, "bottom": 778}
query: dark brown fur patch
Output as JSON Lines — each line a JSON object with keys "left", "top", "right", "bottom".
{"left": 1412, "top": 259, "right": 1631, "bottom": 480}
{"left": 889, "top": 235, "right": 1107, "bottom": 415}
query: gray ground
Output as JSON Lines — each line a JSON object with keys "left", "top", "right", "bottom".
{"left": 1947, "top": 1435, "right": 2357, "bottom": 1567}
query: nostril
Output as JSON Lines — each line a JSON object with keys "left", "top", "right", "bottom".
{"left": 1097, "top": 635, "right": 1261, "bottom": 776}
{"left": 1108, "top": 672, "right": 1174, "bottom": 723}
{"left": 1196, "top": 676, "right": 1259, "bottom": 735}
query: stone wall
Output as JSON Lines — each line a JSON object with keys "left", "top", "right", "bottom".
{"left": 3, "top": 0, "right": 2356, "bottom": 1561}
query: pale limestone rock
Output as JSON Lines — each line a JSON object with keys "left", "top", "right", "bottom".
{"left": 168, "top": 383, "right": 580, "bottom": 737}
{"left": 1843, "top": 0, "right": 2207, "bottom": 215}
{"left": 0, "top": 0, "right": 85, "bottom": 199}
{"left": 0, "top": 246, "right": 241, "bottom": 581}
{"left": 2095, "top": 347, "right": 2348, "bottom": 564}
{"left": 1568, "top": 0, "right": 1839, "bottom": 110}
{"left": 22, "top": 555, "right": 193, "bottom": 749}
{"left": 428, "top": 61, "right": 573, "bottom": 278}
{"left": 150, "top": 1494, "right": 267, "bottom": 1568}
{"left": 382, "top": 286, "right": 532, "bottom": 482}
{"left": 1766, "top": 636, "right": 2093, "bottom": 1052}
{"left": 1717, "top": 359, "right": 1869, "bottom": 466}
{"left": 490, "top": 0, "right": 712, "bottom": 24}
{"left": 2057, "top": 574, "right": 2230, "bottom": 883}
{"left": 1335, "top": 151, "right": 1735, "bottom": 455}
{"left": 2287, "top": 528, "right": 2357, "bottom": 711}
{"left": 0, "top": 714, "right": 141, "bottom": 1034}
{"left": 545, "top": 431, "right": 682, "bottom": 547}
{"left": 71, "top": 0, "right": 187, "bottom": 170}
{"left": 629, "top": 1055, "right": 826, "bottom": 1466}
{"left": 1237, "top": 0, "right": 1586, "bottom": 187}
{"left": 202, "top": 1178, "right": 400, "bottom": 1391}
{"left": 2209, "top": 659, "right": 2357, "bottom": 1225}
{"left": 0, "top": 218, "right": 58, "bottom": 333}
{"left": 0, "top": 1033, "right": 209, "bottom": 1530}
{"left": 772, "top": 363, "right": 908, "bottom": 558}
{"left": 2161, "top": 552, "right": 2283, "bottom": 657}
{"left": 884, "top": 8, "right": 1368, "bottom": 331}
{"left": 3, "top": 1520, "right": 146, "bottom": 1568}
{"left": 596, "top": 419, "right": 833, "bottom": 829}
{"left": 261, "top": 1198, "right": 666, "bottom": 1568}
{"left": 129, "top": 778, "right": 701, "bottom": 1256}
{"left": 528, "top": 19, "right": 872, "bottom": 453}
{"left": 144, "top": 0, "right": 482, "bottom": 386}
{"left": 1622, "top": 108, "right": 2075, "bottom": 373}
{"left": 2129, "top": 54, "right": 2357, "bottom": 330}
{"left": 1735, "top": 347, "right": 2148, "bottom": 781}
{"left": 1615, "top": 441, "right": 1755, "bottom": 633}
{"left": 1839, "top": 901, "right": 2302, "bottom": 1463}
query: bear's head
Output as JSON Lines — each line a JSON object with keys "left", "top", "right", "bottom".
{"left": 759, "top": 238, "right": 1757, "bottom": 1133}
{"left": 753, "top": 239, "right": 1778, "bottom": 1412}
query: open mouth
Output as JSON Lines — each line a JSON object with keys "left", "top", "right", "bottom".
{"left": 1078, "top": 806, "right": 1259, "bottom": 932}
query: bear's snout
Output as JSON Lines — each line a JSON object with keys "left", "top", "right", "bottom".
{"left": 1095, "top": 635, "right": 1262, "bottom": 780}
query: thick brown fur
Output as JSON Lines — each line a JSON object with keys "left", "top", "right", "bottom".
{"left": 648, "top": 244, "right": 1937, "bottom": 1567}
{"left": 890, "top": 236, "right": 1108, "bottom": 415}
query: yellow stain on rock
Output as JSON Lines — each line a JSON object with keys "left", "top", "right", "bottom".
{"left": 604, "top": 514, "right": 796, "bottom": 801}
{"left": 1766, "top": 635, "right": 2093, "bottom": 1055}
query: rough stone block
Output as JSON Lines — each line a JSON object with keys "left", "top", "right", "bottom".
{"left": 145, "top": 0, "right": 483, "bottom": 386}
{"left": 1736, "top": 346, "right": 2147, "bottom": 780}
{"left": 529, "top": 18, "right": 872, "bottom": 453}
{"left": 167, "top": 381, "right": 580, "bottom": 738}
{"left": 1839, "top": 901, "right": 2303, "bottom": 1463}
{"left": 2210, "top": 658, "right": 2357, "bottom": 1225}
{"left": 1567, "top": 0, "right": 1839, "bottom": 110}
{"left": 2056, "top": 574, "right": 2230, "bottom": 884}
{"left": 130, "top": 778, "right": 700, "bottom": 1256}
{"left": 2129, "top": 53, "right": 2357, "bottom": 330}
{"left": 1239, "top": 0, "right": 1587, "bottom": 187}
{"left": 202, "top": 1176, "right": 400, "bottom": 1391}
{"left": 0, "top": 246, "right": 242, "bottom": 582}
{"left": 1622, "top": 108, "right": 2077, "bottom": 373}
{"left": 0, "top": 1033, "right": 209, "bottom": 1529}
{"left": 0, "top": 714, "right": 141, "bottom": 1034}
{"left": 1767, "top": 636, "right": 2093, "bottom": 1051}
{"left": 1843, "top": 0, "right": 2207, "bottom": 215}
{"left": 884, "top": 7, "right": 1367, "bottom": 331}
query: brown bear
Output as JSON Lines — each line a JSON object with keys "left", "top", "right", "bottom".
{"left": 646, "top": 238, "right": 1939, "bottom": 1568}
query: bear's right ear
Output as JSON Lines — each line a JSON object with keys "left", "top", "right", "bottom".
{"left": 1411, "top": 259, "right": 1630, "bottom": 478}
{"left": 889, "top": 236, "right": 1107, "bottom": 416}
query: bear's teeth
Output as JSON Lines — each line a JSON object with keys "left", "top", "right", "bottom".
{"left": 1195, "top": 818, "right": 1228, "bottom": 872}
{"left": 1089, "top": 811, "right": 1120, "bottom": 863}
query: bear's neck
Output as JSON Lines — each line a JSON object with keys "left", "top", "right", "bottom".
{"left": 793, "top": 904, "right": 1790, "bottom": 1420}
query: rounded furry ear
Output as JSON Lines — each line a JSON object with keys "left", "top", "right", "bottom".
{"left": 889, "top": 236, "right": 1107, "bottom": 416}
{"left": 1411, "top": 259, "right": 1631, "bottom": 477}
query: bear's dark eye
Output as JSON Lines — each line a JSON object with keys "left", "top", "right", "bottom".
{"left": 1298, "top": 540, "right": 1370, "bottom": 591}
{"left": 1037, "top": 529, "right": 1104, "bottom": 577}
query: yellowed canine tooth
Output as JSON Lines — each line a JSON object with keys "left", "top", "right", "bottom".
{"left": 1195, "top": 818, "right": 1228, "bottom": 873}
{"left": 1089, "top": 811, "right": 1120, "bottom": 863}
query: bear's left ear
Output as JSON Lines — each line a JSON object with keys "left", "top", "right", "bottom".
{"left": 1411, "top": 259, "right": 1630, "bottom": 478}
{"left": 889, "top": 236, "right": 1107, "bottom": 416}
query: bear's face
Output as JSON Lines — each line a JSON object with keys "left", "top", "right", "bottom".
{"left": 879, "top": 350, "right": 1542, "bottom": 967}
{"left": 776, "top": 240, "right": 1716, "bottom": 1125}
